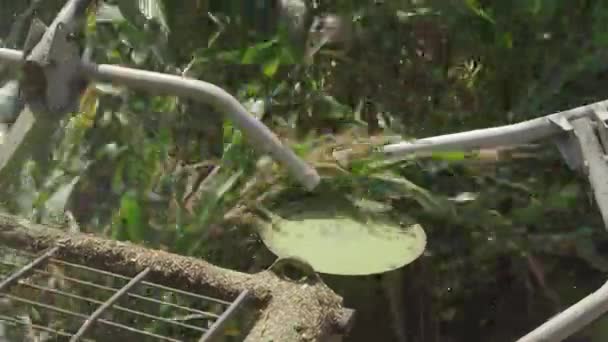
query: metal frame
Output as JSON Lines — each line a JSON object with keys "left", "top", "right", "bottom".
{"left": 380, "top": 102, "right": 608, "bottom": 341}
{"left": 0, "top": 217, "right": 356, "bottom": 341}
{"left": 0, "top": 246, "right": 250, "bottom": 341}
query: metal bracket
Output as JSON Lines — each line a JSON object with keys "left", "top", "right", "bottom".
{"left": 549, "top": 113, "right": 585, "bottom": 171}
{"left": 553, "top": 133, "right": 585, "bottom": 171}
{"left": 546, "top": 107, "right": 608, "bottom": 172}
{"left": 552, "top": 104, "right": 608, "bottom": 172}
{"left": 592, "top": 104, "right": 608, "bottom": 153}
{"left": 21, "top": 0, "right": 92, "bottom": 116}
{"left": 22, "top": 18, "right": 47, "bottom": 58}
{"left": 547, "top": 112, "right": 574, "bottom": 132}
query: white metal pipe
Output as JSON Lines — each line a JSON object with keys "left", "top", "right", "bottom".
{"left": 0, "top": 47, "right": 320, "bottom": 190}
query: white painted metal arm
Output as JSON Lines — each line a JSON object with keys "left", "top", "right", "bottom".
{"left": 0, "top": 47, "right": 320, "bottom": 190}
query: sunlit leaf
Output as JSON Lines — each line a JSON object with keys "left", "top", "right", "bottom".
{"left": 263, "top": 57, "right": 281, "bottom": 77}
{"left": 242, "top": 40, "right": 278, "bottom": 64}
{"left": 464, "top": 0, "right": 495, "bottom": 24}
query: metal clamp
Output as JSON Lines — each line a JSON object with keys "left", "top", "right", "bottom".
{"left": 21, "top": 0, "right": 92, "bottom": 116}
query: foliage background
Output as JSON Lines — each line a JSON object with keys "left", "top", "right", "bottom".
{"left": 3, "top": 0, "right": 608, "bottom": 341}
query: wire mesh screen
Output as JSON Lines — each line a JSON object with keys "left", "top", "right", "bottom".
{"left": 0, "top": 245, "right": 252, "bottom": 342}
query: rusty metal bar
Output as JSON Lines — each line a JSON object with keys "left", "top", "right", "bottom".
{"left": 198, "top": 290, "right": 249, "bottom": 342}
{"left": 50, "top": 257, "right": 232, "bottom": 305}
{"left": 3, "top": 293, "right": 181, "bottom": 342}
{"left": 45, "top": 268, "right": 220, "bottom": 318}
{"left": 0, "top": 246, "right": 58, "bottom": 292}
{"left": 0, "top": 314, "right": 79, "bottom": 339}
{"left": 70, "top": 267, "right": 151, "bottom": 341}
{"left": 138, "top": 281, "right": 230, "bottom": 307}
{"left": 0, "top": 261, "right": 221, "bottom": 319}
{"left": 18, "top": 279, "right": 208, "bottom": 333}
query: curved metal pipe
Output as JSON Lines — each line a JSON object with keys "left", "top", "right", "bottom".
{"left": 0, "top": 47, "right": 320, "bottom": 190}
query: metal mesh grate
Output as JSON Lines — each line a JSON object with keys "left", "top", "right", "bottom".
{"left": 0, "top": 246, "right": 250, "bottom": 341}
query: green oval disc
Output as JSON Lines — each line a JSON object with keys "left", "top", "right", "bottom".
{"left": 259, "top": 212, "right": 426, "bottom": 276}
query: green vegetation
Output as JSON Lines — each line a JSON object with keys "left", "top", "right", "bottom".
{"left": 3, "top": 0, "right": 608, "bottom": 340}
